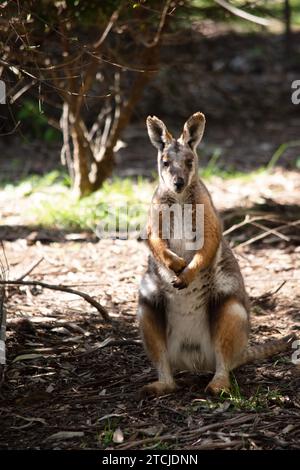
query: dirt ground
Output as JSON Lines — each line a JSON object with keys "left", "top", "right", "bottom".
{"left": 0, "top": 167, "right": 299, "bottom": 450}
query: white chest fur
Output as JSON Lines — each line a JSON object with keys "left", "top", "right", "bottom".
{"left": 165, "top": 275, "right": 215, "bottom": 373}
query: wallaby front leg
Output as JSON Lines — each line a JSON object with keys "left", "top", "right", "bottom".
{"left": 138, "top": 302, "right": 176, "bottom": 397}
{"left": 148, "top": 236, "right": 186, "bottom": 274}
{"left": 173, "top": 202, "right": 221, "bottom": 289}
{"left": 172, "top": 251, "right": 204, "bottom": 289}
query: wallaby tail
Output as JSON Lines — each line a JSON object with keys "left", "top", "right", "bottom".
{"left": 236, "top": 333, "right": 297, "bottom": 368}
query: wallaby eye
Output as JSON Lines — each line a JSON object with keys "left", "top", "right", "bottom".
{"left": 163, "top": 160, "right": 169, "bottom": 167}
{"left": 186, "top": 160, "right": 193, "bottom": 168}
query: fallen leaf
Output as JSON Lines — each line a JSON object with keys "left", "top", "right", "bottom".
{"left": 51, "top": 327, "right": 71, "bottom": 335}
{"left": 140, "top": 425, "right": 164, "bottom": 437}
{"left": 13, "top": 353, "right": 46, "bottom": 363}
{"left": 11, "top": 415, "right": 46, "bottom": 430}
{"left": 113, "top": 428, "right": 124, "bottom": 444}
{"left": 46, "top": 384, "right": 55, "bottom": 393}
{"left": 98, "top": 337, "right": 114, "bottom": 348}
{"left": 214, "top": 400, "right": 232, "bottom": 413}
{"left": 45, "top": 431, "right": 84, "bottom": 441}
{"left": 98, "top": 413, "right": 124, "bottom": 422}
{"left": 282, "top": 424, "right": 295, "bottom": 434}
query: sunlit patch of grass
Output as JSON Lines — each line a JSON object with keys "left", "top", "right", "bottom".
{"left": 218, "top": 374, "right": 285, "bottom": 411}
{"left": 100, "top": 423, "right": 114, "bottom": 447}
{"left": 1, "top": 162, "right": 267, "bottom": 231}
{"left": 189, "top": 375, "right": 286, "bottom": 412}
{"left": 99, "top": 417, "right": 122, "bottom": 447}
{"left": 1, "top": 171, "right": 153, "bottom": 231}
{"left": 2, "top": 170, "right": 70, "bottom": 195}
{"left": 199, "top": 148, "right": 265, "bottom": 181}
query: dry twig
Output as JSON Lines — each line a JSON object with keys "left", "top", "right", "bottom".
{"left": 0, "top": 279, "right": 110, "bottom": 322}
{"left": 14, "top": 257, "right": 44, "bottom": 281}
{"left": 214, "top": 0, "right": 273, "bottom": 26}
{"left": 118, "top": 414, "right": 254, "bottom": 450}
{"left": 236, "top": 219, "right": 300, "bottom": 249}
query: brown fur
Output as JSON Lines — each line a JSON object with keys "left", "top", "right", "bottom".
{"left": 146, "top": 178, "right": 222, "bottom": 289}
{"left": 213, "top": 297, "right": 248, "bottom": 365}
{"left": 238, "top": 333, "right": 297, "bottom": 367}
{"left": 147, "top": 213, "right": 186, "bottom": 274}
{"left": 206, "top": 297, "right": 249, "bottom": 395}
{"left": 172, "top": 188, "right": 221, "bottom": 288}
{"left": 139, "top": 302, "right": 167, "bottom": 365}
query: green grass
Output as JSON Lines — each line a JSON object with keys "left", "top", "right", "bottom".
{"left": 2, "top": 139, "right": 291, "bottom": 232}
{"left": 1, "top": 167, "right": 263, "bottom": 232}
{"left": 0, "top": 166, "right": 265, "bottom": 231}
{"left": 1, "top": 171, "right": 152, "bottom": 231}
{"left": 100, "top": 424, "right": 114, "bottom": 447}
{"left": 31, "top": 176, "right": 151, "bottom": 232}
{"left": 199, "top": 147, "right": 265, "bottom": 180}
{"left": 99, "top": 418, "right": 122, "bottom": 447}
{"left": 189, "top": 374, "right": 285, "bottom": 412}
{"left": 217, "top": 374, "right": 285, "bottom": 411}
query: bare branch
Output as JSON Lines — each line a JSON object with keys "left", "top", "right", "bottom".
{"left": 14, "top": 257, "right": 44, "bottom": 282}
{"left": 93, "top": 3, "right": 124, "bottom": 50}
{"left": 144, "top": 0, "right": 173, "bottom": 48}
{"left": 9, "top": 79, "right": 37, "bottom": 104}
{"left": 236, "top": 220, "right": 300, "bottom": 249}
{"left": 0, "top": 279, "right": 110, "bottom": 322}
{"left": 60, "top": 102, "right": 74, "bottom": 179}
{"left": 214, "top": 0, "right": 273, "bottom": 26}
{"left": 250, "top": 221, "right": 290, "bottom": 242}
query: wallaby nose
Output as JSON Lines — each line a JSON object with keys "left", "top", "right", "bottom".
{"left": 174, "top": 177, "right": 184, "bottom": 191}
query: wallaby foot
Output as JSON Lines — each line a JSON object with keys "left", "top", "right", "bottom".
{"left": 205, "top": 374, "right": 230, "bottom": 396}
{"left": 140, "top": 381, "right": 177, "bottom": 398}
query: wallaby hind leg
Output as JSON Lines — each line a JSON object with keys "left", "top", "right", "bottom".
{"left": 138, "top": 302, "right": 176, "bottom": 397}
{"left": 206, "top": 297, "right": 249, "bottom": 395}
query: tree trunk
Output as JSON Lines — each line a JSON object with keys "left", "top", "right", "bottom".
{"left": 64, "top": 11, "right": 165, "bottom": 197}
{"left": 71, "top": 122, "right": 94, "bottom": 197}
{"left": 87, "top": 45, "right": 159, "bottom": 192}
{"left": 284, "top": 0, "right": 292, "bottom": 57}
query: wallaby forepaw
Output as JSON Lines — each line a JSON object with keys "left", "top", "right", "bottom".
{"left": 205, "top": 377, "right": 230, "bottom": 396}
{"left": 172, "top": 267, "right": 197, "bottom": 290}
{"left": 167, "top": 254, "right": 186, "bottom": 275}
{"left": 172, "top": 277, "right": 188, "bottom": 290}
{"left": 140, "top": 381, "right": 176, "bottom": 398}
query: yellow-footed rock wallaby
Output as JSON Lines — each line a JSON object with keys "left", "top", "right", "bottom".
{"left": 138, "top": 112, "right": 295, "bottom": 397}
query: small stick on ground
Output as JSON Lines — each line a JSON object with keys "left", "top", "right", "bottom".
{"left": 252, "top": 281, "right": 287, "bottom": 304}
{"left": 0, "top": 246, "right": 7, "bottom": 379}
{"left": 236, "top": 219, "right": 300, "bottom": 249}
{"left": 0, "top": 279, "right": 110, "bottom": 322}
{"left": 74, "top": 339, "right": 142, "bottom": 358}
{"left": 14, "top": 257, "right": 44, "bottom": 281}
{"left": 118, "top": 415, "right": 254, "bottom": 450}
{"left": 223, "top": 214, "right": 272, "bottom": 236}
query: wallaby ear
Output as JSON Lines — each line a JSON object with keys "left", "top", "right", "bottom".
{"left": 181, "top": 112, "right": 206, "bottom": 150}
{"left": 146, "top": 115, "right": 173, "bottom": 151}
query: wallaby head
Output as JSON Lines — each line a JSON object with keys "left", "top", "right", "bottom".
{"left": 146, "top": 112, "right": 205, "bottom": 194}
